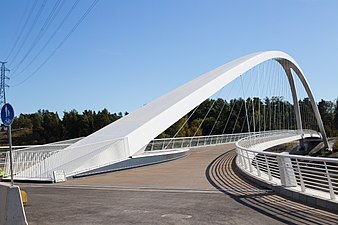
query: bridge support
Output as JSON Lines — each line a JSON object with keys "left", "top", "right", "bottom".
{"left": 277, "top": 59, "right": 330, "bottom": 150}
{"left": 282, "top": 64, "right": 302, "bottom": 131}
{"left": 280, "top": 62, "right": 307, "bottom": 149}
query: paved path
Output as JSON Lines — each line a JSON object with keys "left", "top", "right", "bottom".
{"left": 21, "top": 144, "right": 338, "bottom": 224}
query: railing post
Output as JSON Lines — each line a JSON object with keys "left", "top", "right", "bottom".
{"left": 254, "top": 155, "right": 261, "bottom": 176}
{"left": 151, "top": 141, "right": 154, "bottom": 151}
{"left": 4, "top": 151, "right": 9, "bottom": 176}
{"left": 39, "top": 153, "right": 42, "bottom": 180}
{"left": 276, "top": 154, "right": 297, "bottom": 187}
{"left": 242, "top": 149, "right": 247, "bottom": 169}
{"left": 172, "top": 138, "right": 176, "bottom": 149}
{"left": 161, "top": 140, "right": 165, "bottom": 150}
{"left": 42, "top": 157, "right": 45, "bottom": 180}
{"left": 295, "top": 158, "right": 306, "bottom": 192}
{"left": 324, "top": 162, "right": 336, "bottom": 200}
{"left": 237, "top": 149, "right": 242, "bottom": 165}
{"left": 264, "top": 155, "right": 272, "bottom": 181}
{"left": 188, "top": 137, "right": 192, "bottom": 148}
{"left": 246, "top": 150, "right": 253, "bottom": 172}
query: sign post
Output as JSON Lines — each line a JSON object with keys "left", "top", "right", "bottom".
{"left": 1, "top": 103, "right": 15, "bottom": 186}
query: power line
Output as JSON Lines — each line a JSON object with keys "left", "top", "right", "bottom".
{"left": 6, "top": 0, "right": 39, "bottom": 61}
{"left": 9, "top": 0, "right": 48, "bottom": 67}
{"left": 11, "top": 0, "right": 77, "bottom": 79}
{"left": 11, "top": 0, "right": 65, "bottom": 77}
{"left": 12, "top": 0, "right": 100, "bottom": 87}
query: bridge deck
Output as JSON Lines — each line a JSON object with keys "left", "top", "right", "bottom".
{"left": 21, "top": 144, "right": 338, "bottom": 225}
{"left": 64, "top": 145, "right": 228, "bottom": 190}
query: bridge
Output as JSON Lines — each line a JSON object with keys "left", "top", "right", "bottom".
{"left": 1, "top": 51, "right": 338, "bottom": 223}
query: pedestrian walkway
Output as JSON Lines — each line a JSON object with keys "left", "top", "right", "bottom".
{"left": 22, "top": 144, "right": 338, "bottom": 224}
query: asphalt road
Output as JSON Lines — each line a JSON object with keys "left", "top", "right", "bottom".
{"left": 21, "top": 144, "right": 338, "bottom": 225}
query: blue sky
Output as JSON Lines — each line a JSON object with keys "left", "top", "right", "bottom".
{"left": 0, "top": 0, "right": 337, "bottom": 115}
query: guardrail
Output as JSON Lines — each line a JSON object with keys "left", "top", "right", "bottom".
{"left": 235, "top": 130, "right": 338, "bottom": 201}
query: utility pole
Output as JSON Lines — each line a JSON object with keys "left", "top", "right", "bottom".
{"left": 0, "top": 61, "right": 10, "bottom": 106}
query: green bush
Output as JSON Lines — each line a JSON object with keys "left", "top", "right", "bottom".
{"left": 0, "top": 169, "right": 5, "bottom": 178}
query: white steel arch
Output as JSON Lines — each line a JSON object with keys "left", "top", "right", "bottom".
{"left": 18, "top": 51, "right": 329, "bottom": 178}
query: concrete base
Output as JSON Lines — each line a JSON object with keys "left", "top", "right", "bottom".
{"left": 235, "top": 157, "right": 338, "bottom": 212}
{"left": 0, "top": 182, "right": 28, "bottom": 225}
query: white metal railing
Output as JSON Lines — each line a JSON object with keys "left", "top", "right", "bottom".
{"left": 4, "top": 132, "right": 250, "bottom": 180}
{"left": 3, "top": 137, "right": 126, "bottom": 181}
{"left": 4, "top": 149, "right": 60, "bottom": 180}
{"left": 2, "top": 138, "right": 83, "bottom": 181}
{"left": 237, "top": 129, "right": 321, "bottom": 149}
{"left": 145, "top": 130, "right": 287, "bottom": 151}
{"left": 236, "top": 130, "right": 338, "bottom": 201}
{"left": 4, "top": 132, "right": 255, "bottom": 181}
{"left": 0, "top": 151, "right": 5, "bottom": 177}
{"left": 3, "top": 130, "right": 323, "bottom": 182}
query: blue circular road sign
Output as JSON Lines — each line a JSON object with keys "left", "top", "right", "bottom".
{"left": 1, "top": 103, "right": 15, "bottom": 126}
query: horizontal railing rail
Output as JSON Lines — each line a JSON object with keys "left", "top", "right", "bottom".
{"left": 237, "top": 129, "right": 321, "bottom": 149}
{"left": 145, "top": 130, "right": 290, "bottom": 151}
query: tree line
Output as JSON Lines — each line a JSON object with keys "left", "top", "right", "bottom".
{"left": 158, "top": 97, "right": 338, "bottom": 139}
{"left": 2, "top": 97, "right": 338, "bottom": 145}
{"left": 2, "top": 109, "right": 126, "bottom": 145}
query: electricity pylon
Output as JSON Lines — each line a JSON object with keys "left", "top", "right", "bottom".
{"left": 0, "top": 61, "right": 10, "bottom": 106}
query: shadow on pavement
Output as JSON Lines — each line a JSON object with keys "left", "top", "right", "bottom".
{"left": 205, "top": 149, "right": 338, "bottom": 225}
